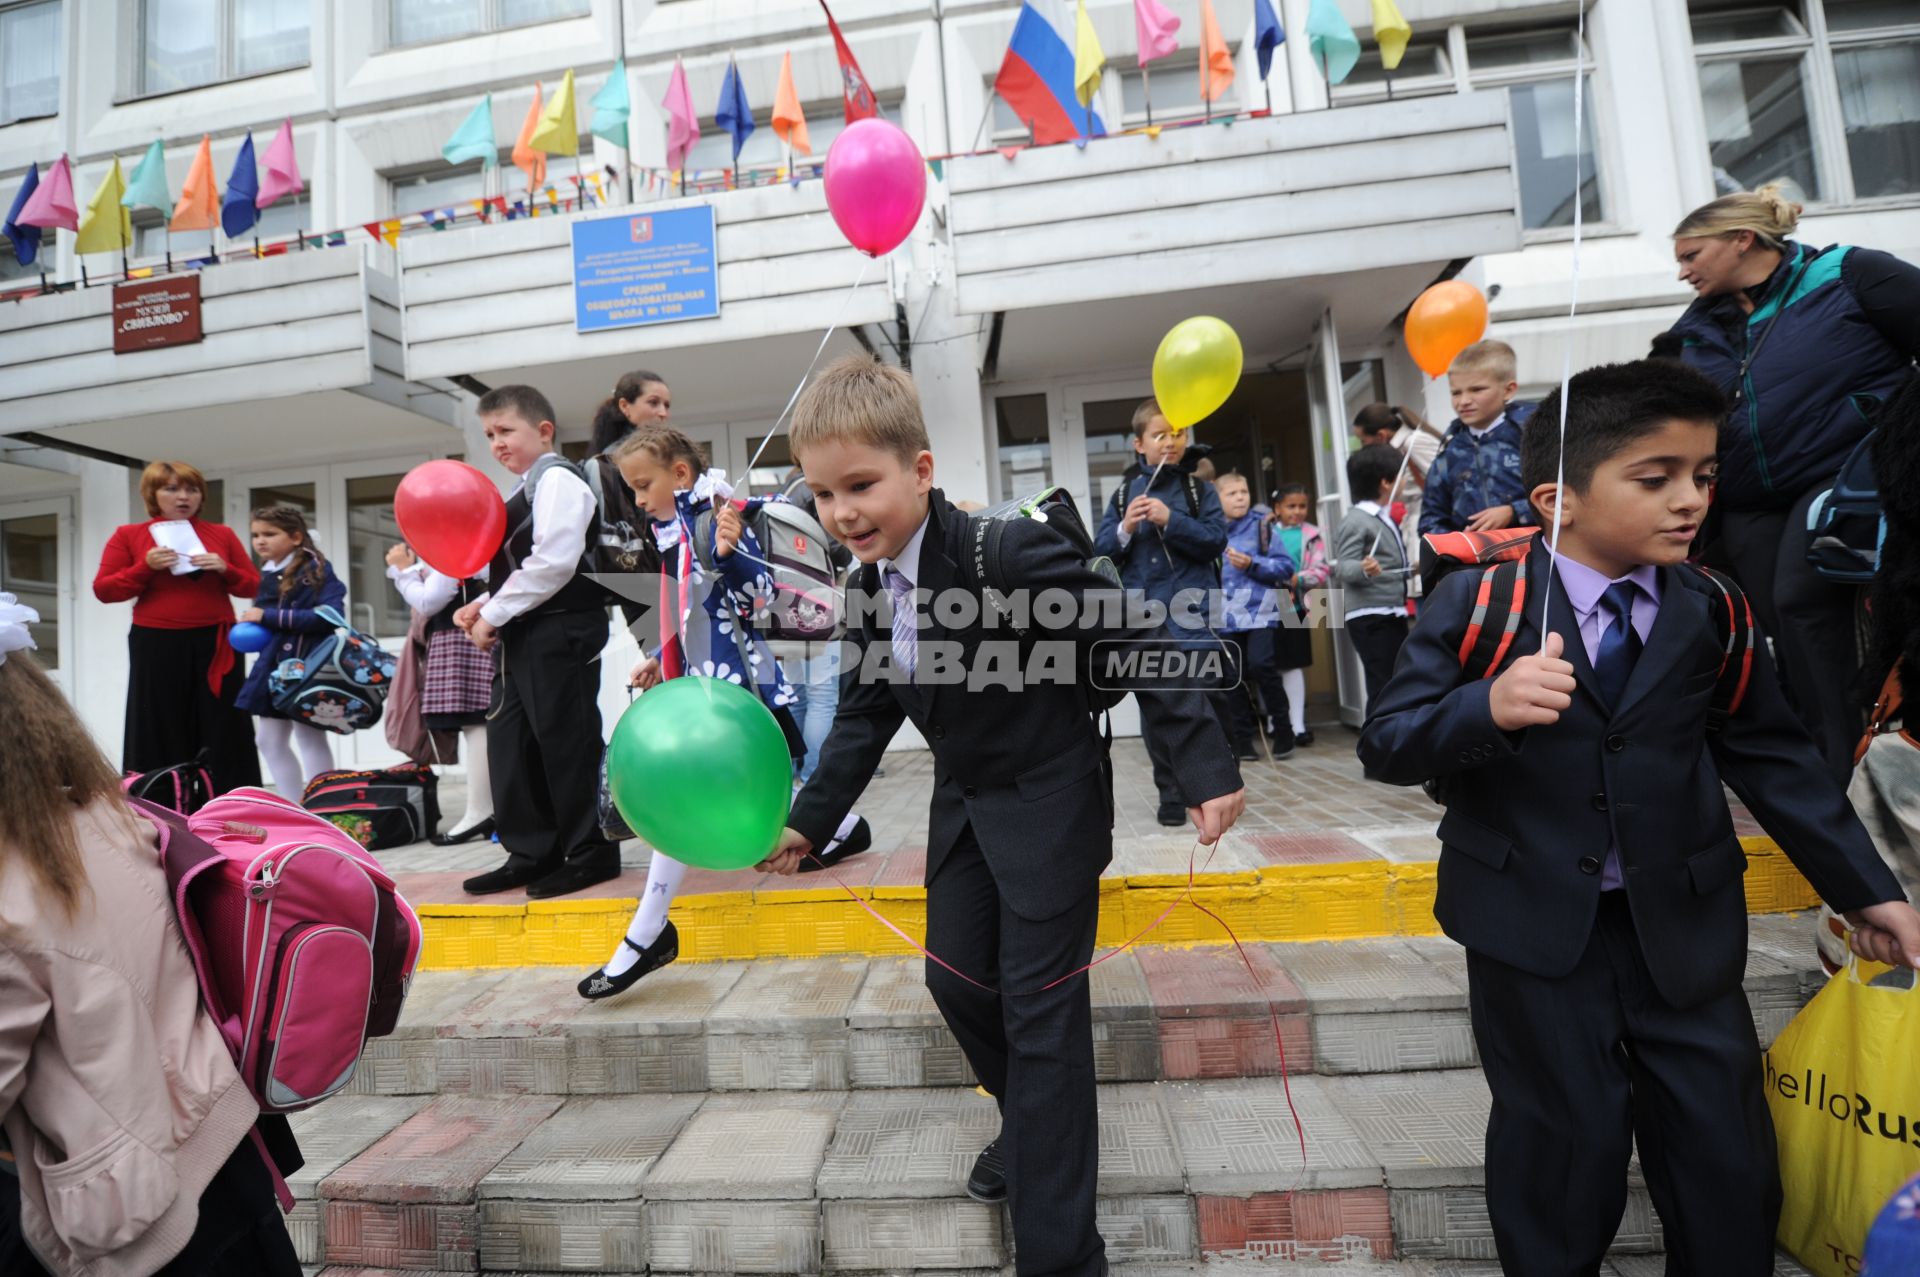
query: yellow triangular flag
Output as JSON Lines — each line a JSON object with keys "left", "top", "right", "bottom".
{"left": 76, "top": 157, "right": 132, "bottom": 254}
{"left": 1371, "top": 0, "right": 1412, "bottom": 71}
{"left": 1073, "top": 0, "right": 1105, "bottom": 109}
{"left": 529, "top": 68, "right": 579, "bottom": 157}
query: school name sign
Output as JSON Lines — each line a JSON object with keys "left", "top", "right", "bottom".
{"left": 571, "top": 206, "right": 720, "bottom": 332}
{"left": 112, "top": 275, "right": 204, "bottom": 353}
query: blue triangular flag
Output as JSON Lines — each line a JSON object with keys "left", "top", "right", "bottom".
{"left": 4, "top": 163, "right": 42, "bottom": 267}
{"left": 1254, "top": 0, "right": 1285, "bottom": 81}
{"left": 222, "top": 133, "right": 261, "bottom": 238}
{"left": 716, "top": 59, "right": 755, "bottom": 166}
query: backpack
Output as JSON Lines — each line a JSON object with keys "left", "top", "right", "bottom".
{"left": 124, "top": 754, "right": 214, "bottom": 815}
{"left": 130, "top": 787, "right": 422, "bottom": 1118}
{"left": 1806, "top": 429, "right": 1883, "bottom": 584}
{"left": 690, "top": 498, "right": 843, "bottom": 643}
{"left": 1107, "top": 467, "right": 1207, "bottom": 526}
{"left": 266, "top": 605, "right": 396, "bottom": 734}
{"left": 302, "top": 764, "right": 442, "bottom": 850}
{"left": 583, "top": 453, "right": 660, "bottom": 575}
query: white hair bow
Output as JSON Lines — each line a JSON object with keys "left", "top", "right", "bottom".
{"left": 0, "top": 592, "right": 39, "bottom": 668}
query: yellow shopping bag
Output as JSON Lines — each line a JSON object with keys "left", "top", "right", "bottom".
{"left": 1766, "top": 958, "right": 1920, "bottom": 1277}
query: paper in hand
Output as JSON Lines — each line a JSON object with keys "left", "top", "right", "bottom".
{"left": 151, "top": 520, "right": 208, "bottom": 575}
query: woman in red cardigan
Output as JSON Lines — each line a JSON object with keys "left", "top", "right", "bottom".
{"left": 93, "top": 461, "right": 263, "bottom": 791}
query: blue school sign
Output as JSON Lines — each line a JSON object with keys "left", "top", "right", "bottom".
{"left": 571, "top": 205, "right": 720, "bottom": 332}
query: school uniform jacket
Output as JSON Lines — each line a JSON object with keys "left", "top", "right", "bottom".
{"left": 1357, "top": 540, "right": 1903, "bottom": 1009}
{"left": 790, "top": 490, "right": 1240, "bottom": 921}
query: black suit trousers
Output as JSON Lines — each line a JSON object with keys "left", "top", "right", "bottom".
{"left": 924, "top": 824, "right": 1103, "bottom": 1277}
{"left": 1467, "top": 892, "right": 1780, "bottom": 1277}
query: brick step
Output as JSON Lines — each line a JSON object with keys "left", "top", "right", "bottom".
{"left": 352, "top": 917, "right": 1823, "bottom": 1098}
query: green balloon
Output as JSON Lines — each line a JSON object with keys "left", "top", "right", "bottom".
{"left": 605, "top": 677, "right": 793, "bottom": 871}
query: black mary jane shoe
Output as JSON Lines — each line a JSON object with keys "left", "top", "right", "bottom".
{"left": 577, "top": 921, "right": 679, "bottom": 1001}
{"left": 431, "top": 816, "right": 496, "bottom": 847}
{"left": 797, "top": 817, "right": 873, "bottom": 873}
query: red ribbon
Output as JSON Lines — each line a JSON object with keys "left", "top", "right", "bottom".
{"left": 207, "top": 620, "right": 236, "bottom": 696}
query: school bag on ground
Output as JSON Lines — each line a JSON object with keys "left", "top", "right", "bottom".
{"left": 302, "top": 764, "right": 442, "bottom": 851}
{"left": 123, "top": 752, "right": 214, "bottom": 814}
{"left": 690, "top": 498, "right": 843, "bottom": 643}
{"left": 266, "top": 604, "right": 397, "bottom": 734}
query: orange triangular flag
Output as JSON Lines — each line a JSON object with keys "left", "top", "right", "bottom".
{"left": 1198, "top": 0, "right": 1236, "bottom": 102}
{"left": 169, "top": 136, "right": 220, "bottom": 231}
{"left": 773, "top": 52, "right": 812, "bottom": 156}
{"left": 512, "top": 83, "right": 548, "bottom": 189}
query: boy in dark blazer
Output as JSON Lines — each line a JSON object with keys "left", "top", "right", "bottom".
{"left": 761, "top": 356, "right": 1245, "bottom": 1277}
{"left": 1359, "top": 360, "right": 1920, "bottom": 1275}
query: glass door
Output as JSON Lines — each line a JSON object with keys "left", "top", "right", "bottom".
{"left": 1306, "top": 310, "right": 1368, "bottom": 728}
{"left": 0, "top": 497, "right": 71, "bottom": 689}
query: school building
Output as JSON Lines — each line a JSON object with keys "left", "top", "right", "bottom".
{"left": 1, "top": 0, "right": 1915, "bottom": 763}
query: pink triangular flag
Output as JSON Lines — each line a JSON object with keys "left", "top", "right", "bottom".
{"left": 256, "top": 119, "right": 304, "bottom": 210}
{"left": 1134, "top": 0, "right": 1181, "bottom": 66}
{"left": 665, "top": 60, "right": 699, "bottom": 172}
{"left": 18, "top": 154, "right": 79, "bottom": 231}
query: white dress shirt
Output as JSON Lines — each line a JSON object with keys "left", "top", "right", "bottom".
{"left": 478, "top": 463, "right": 597, "bottom": 627}
{"left": 386, "top": 562, "right": 461, "bottom": 616}
{"left": 879, "top": 512, "right": 932, "bottom": 588}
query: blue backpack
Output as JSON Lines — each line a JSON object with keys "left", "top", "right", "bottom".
{"left": 267, "top": 605, "right": 397, "bottom": 734}
{"left": 1806, "top": 429, "right": 1883, "bottom": 585}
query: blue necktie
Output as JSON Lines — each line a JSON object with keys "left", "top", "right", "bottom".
{"left": 1594, "top": 581, "right": 1641, "bottom": 708}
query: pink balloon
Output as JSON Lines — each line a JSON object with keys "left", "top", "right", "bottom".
{"left": 824, "top": 119, "right": 927, "bottom": 258}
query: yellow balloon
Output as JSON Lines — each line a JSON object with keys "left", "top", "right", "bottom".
{"left": 1152, "top": 317, "right": 1243, "bottom": 430}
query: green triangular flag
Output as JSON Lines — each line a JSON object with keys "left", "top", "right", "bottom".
{"left": 123, "top": 139, "right": 172, "bottom": 212}
{"left": 590, "top": 61, "right": 631, "bottom": 149}
{"left": 1306, "top": 0, "right": 1362, "bottom": 85}
{"left": 443, "top": 94, "right": 498, "bottom": 168}
{"left": 928, "top": 159, "right": 944, "bottom": 181}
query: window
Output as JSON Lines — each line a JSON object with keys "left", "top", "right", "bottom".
{"left": 0, "top": 230, "right": 52, "bottom": 284}
{"left": 1690, "top": 0, "right": 1920, "bottom": 204}
{"left": 346, "top": 474, "right": 411, "bottom": 638}
{"left": 683, "top": 100, "right": 892, "bottom": 174}
{"left": 0, "top": 513, "right": 58, "bottom": 670}
{"left": 1328, "top": 37, "right": 1454, "bottom": 106}
{"left": 1465, "top": 25, "right": 1601, "bottom": 231}
{"left": 138, "top": 0, "right": 308, "bottom": 96}
{"left": 390, "top": 0, "right": 587, "bottom": 49}
{"left": 1082, "top": 398, "right": 1139, "bottom": 514}
{"left": 134, "top": 193, "right": 310, "bottom": 257}
{"left": 1, "top": 1, "right": 59, "bottom": 125}
{"left": 993, "top": 395, "right": 1052, "bottom": 500}
{"left": 389, "top": 160, "right": 493, "bottom": 217}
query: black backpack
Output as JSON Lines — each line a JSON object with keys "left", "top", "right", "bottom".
{"left": 583, "top": 454, "right": 660, "bottom": 575}
{"left": 1806, "top": 430, "right": 1882, "bottom": 584}
{"left": 124, "top": 754, "right": 215, "bottom": 815}
{"left": 301, "top": 765, "right": 442, "bottom": 850}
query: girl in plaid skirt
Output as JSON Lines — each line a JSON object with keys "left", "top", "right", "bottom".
{"left": 387, "top": 544, "right": 496, "bottom": 844}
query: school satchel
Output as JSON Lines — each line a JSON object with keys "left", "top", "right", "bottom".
{"left": 584, "top": 453, "right": 660, "bottom": 575}
{"left": 301, "top": 764, "right": 442, "bottom": 850}
{"left": 1806, "top": 429, "right": 1884, "bottom": 585}
{"left": 690, "top": 499, "right": 843, "bottom": 643}
{"left": 267, "top": 604, "right": 398, "bottom": 734}
{"left": 123, "top": 752, "right": 215, "bottom": 815}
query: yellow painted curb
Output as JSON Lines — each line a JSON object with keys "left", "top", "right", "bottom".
{"left": 412, "top": 838, "right": 1817, "bottom": 971}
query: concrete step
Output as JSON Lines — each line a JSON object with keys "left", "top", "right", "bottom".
{"left": 290, "top": 1071, "right": 1825, "bottom": 1275}
{"left": 351, "top": 916, "right": 1825, "bottom": 1099}
{"left": 309, "top": 1260, "right": 1818, "bottom": 1277}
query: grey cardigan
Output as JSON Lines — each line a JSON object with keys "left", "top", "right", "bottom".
{"left": 1331, "top": 504, "right": 1411, "bottom": 616}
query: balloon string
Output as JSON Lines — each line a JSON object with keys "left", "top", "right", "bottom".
{"left": 1539, "top": 0, "right": 1589, "bottom": 637}
{"left": 741, "top": 254, "right": 877, "bottom": 493}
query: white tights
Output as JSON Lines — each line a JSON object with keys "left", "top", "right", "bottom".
{"left": 454, "top": 724, "right": 494, "bottom": 830}
{"left": 1281, "top": 668, "right": 1308, "bottom": 734}
{"left": 257, "top": 717, "right": 334, "bottom": 800}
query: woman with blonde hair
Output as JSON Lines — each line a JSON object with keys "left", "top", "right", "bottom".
{"left": 1663, "top": 184, "right": 1920, "bottom": 778}
{"left": 0, "top": 594, "right": 300, "bottom": 1276}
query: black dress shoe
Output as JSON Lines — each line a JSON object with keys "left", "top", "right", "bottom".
{"left": 526, "top": 855, "right": 622, "bottom": 900}
{"left": 1156, "top": 801, "right": 1187, "bottom": 827}
{"left": 797, "top": 816, "right": 872, "bottom": 873}
{"left": 431, "top": 816, "right": 496, "bottom": 847}
{"left": 966, "top": 1140, "right": 1006, "bottom": 1204}
{"left": 1234, "top": 742, "right": 1259, "bottom": 762}
{"left": 462, "top": 859, "right": 548, "bottom": 895}
{"left": 1295, "top": 730, "right": 1315, "bottom": 747}
{"left": 578, "top": 921, "right": 679, "bottom": 1000}
{"left": 1269, "top": 735, "right": 1295, "bottom": 760}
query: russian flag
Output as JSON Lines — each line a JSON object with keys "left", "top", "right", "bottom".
{"left": 995, "top": 0, "right": 1108, "bottom": 145}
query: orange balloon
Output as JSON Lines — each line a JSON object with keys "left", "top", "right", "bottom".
{"left": 1404, "top": 280, "right": 1489, "bottom": 378}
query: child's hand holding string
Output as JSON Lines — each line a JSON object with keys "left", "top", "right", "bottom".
{"left": 713, "top": 505, "right": 743, "bottom": 559}
{"left": 1489, "top": 632, "right": 1576, "bottom": 731}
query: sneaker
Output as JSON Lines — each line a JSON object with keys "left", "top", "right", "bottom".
{"left": 966, "top": 1140, "right": 1007, "bottom": 1203}
{"left": 1156, "top": 801, "right": 1186, "bottom": 827}
{"left": 578, "top": 921, "right": 679, "bottom": 1000}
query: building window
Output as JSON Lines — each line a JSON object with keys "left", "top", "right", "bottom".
{"left": 0, "top": 513, "right": 58, "bottom": 670}
{"left": 993, "top": 395, "right": 1052, "bottom": 501}
{"left": 1, "top": 1, "right": 59, "bottom": 124}
{"left": 1327, "top": 37, "right": 1454, "bottom": 105}
{"left": 0, "top": 230, "right": 52, "bottom": 284}
{"left": 1690, "top": 0, "right": 1920, "bottom": 205}
{"left": 138, "top": 0, "right": 309, "bottom": 97}
{"left": 1464, "top": 26, "right": 1601, "bottom": 231}
{"left": 682, "top": 100, "right": 890, "bottom": 174}
{"left": 390, "top": 0, "right": 588, "bottom": 49}
{"left": 389, "top": 160, "right": 495, "bottom": 216}
{"left": 133, "top": 193, "right": 310, "bottom": 257}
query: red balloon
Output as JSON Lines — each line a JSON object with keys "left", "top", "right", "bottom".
{"left": 394, "top": 461, "right": 507, "bottom": 580}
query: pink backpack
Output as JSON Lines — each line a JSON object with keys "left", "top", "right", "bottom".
{"left": 130, "top": 787, "right": 423, "bottom": 1118}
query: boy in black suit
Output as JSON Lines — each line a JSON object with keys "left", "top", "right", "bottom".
{"left": 761, "top": 356, "right": 1244, "bottom": 1277}
{"left": 1359, "top": 361, "right": 1920, "bottom": 1275}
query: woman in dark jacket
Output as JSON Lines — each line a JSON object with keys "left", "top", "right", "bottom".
{"left": 1664, "top": 184, "right": 1920, "bottom": 778}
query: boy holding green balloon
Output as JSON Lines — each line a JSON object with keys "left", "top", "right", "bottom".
{"left": 761, "top": 355, "right": 1245, "bottom": 1277}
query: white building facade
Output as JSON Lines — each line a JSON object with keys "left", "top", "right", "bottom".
{"left": 0, "top": 0, "right": 1914, "bottom": 761}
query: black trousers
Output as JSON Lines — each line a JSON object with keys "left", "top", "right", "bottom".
{"left": 124, "top": 624, "right": 261, "bottom": 793}
{"left": 488, "top": 609, "right": 618, "bottom": 875}
{"left": 1719, "top": 486, "right": 1861, "bottom": 783}
{"left": 924, "top": 826, "right": 1103, "bottom": 1277}
{"left": 1346, "top": 613, "right": 1409, "bottom": 719}
{"left": 1467, "top": 892, "right": 1780, "bottom": 1277}
{"left": 1215, "top": 630, "right": 1291, "bottom": 747}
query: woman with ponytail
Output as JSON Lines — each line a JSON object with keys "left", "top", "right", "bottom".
{"left": 589, "top": 369, "right": 672, "bottom": 457}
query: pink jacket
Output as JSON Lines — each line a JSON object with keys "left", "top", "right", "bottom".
{"left": 0, "top": 799, "right": 260, "bottom": 1277}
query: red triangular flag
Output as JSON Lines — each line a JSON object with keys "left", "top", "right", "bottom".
{"left": 819, "top": 0, "right": 878, "bottom": 122}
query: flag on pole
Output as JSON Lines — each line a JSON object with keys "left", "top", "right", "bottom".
{"left": 1254, "top": 0, "right": 1285, "bottom": 80}
{"left": 257, "top": 119, "right": 303, "bottom": 209}
{"left": 773, "top": 51, "right": 811, "bottom": 154}
{"left": 444, "top": 95, "right": 499, "bottom": 167}
{"left": 590, "top": 61, "right": 631, "bottom": 148}
{"left": 76, "top": 157, "right": 132, "bottom": 254}
{"left": 1133, "top": 0, "right": 1179, "bottom": 66}
{"left": 170, "top": 136, "right": 219, "bottom": 231}
{"left": 19, "top": 155, "right": 78, "bottom": 231}
{"left": 124, "top": 140, "right": 172, "bottom": 212}
{"left": 664, "top": 60, "right": 700, "bottom": 172}
{"left": 819, "top": 0, "right": 879, "bottom": 122}
{"left": 530, "top": 68, "right": 579, "bottom": 156}
{"left": 1371, "top": 0, "right": 1412, "bottom": 70}
{"left": 1198, "top": 0, "right": 1235, "bottom": 102}
{"left": 513, "top": 84, "right": 549, "bottom": 187}
{"left": 1073, "top": 0, "right": 1105, "bottom": 107}
{"left": 1307, "top": 0, "right": 1361, "bottom": 84}
{"left": 716, "top": 58, "right": 756, "bottom": 165}
{"left": 3, "top": 164, "right": 42, "bottom": 266}
{"left": 221, "top": 133, "right": 260, "bottom": 237}
{"left": 995, "top": 1, "right": 1108, "bottom": 144}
